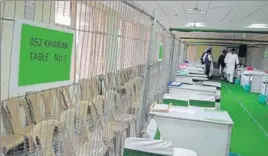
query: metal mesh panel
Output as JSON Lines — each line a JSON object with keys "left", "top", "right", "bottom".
{"left": 0, "top": 1, "right": 180, "bottom": 156}
{"left": 137, "top": 18, "right": 175, "bottom": 133}
{"left": 170, "top": 39, "right": 182, "bottom": 81}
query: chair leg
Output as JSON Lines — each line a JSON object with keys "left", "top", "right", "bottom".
{"left": 119, "top": 131, "right": 127, "bottom": 156}
{"left": 107, "top": 138, "right": 116, "bottom": 156}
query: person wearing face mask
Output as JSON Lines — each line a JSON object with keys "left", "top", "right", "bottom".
{"left": 225, "top": 48, "right": 239, "bottom": 83}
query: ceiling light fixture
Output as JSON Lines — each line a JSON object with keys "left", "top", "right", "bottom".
{"left": 185, "top": 22, "right": 206, "bottom": 28}
{"left": 246, "top": 24, "right": 268, "bottom": 29}
{"left": 186, "top": 5, "right": 206, "bottom": 14}
{"left": 186, "top": 9, "right": 206, "bottom": 14}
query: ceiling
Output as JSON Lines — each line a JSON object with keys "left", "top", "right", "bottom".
{"left": 134, "top": 1, "right": 268, "bottom": 41}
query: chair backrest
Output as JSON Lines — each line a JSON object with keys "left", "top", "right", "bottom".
{"left": 3, "top": 98, "right": 29, "bottom": 134}
{"left": 138, "top": 64, "right": 145, "bottom": 76}
{"left": 79, "top": 141, "right": 108, "bottom": 156}
{"left": 118, "top": 85, "right": 131, "bottom": 114}
{"left": 115, "top": 71, "right": 123, "bottom": 86}
{"left": 92, "top": 95, "right": 105, "bottom": 126}
{"left": 30, "top": 119, "right": 74, "bottom": 156}
{"left": 127, "top": 80, "right": 137, "bottom": 105}
{"left": 0, "top": 111, "right": 7, "bottom": 135}
{"left": 125, "top": 83, "right": 133, "bottom": 105}
{"left": 131, "top": 66, "right": 139, "bottom": 78}
{"left": 78, "top": 100, "right": 98, "bottom": 132}
{"left": 79, "top": 79, "right": 89, "bottom": 100}
{"left": 1, "top": 101, "right": 14, "bottom": 134}
{"left": 134, "top": 76, "right": 144, "bottom": 99}
{"left": 92, "top": 94, "right": 117, "bottom": 143}
{"left": 42, "top": 89, "right": 65, "bottom": 120}
{"left": 25, "top": 92, "right": 45, "bottom": 124}
{"left": 58, "top": 86, "right": 73, "bottom": 109}
{"left": 103, "top": 72, "right": 116, "bottom": 91}
{"left": 79, "top": 77, "right": 101, "bottom": 101}
{"left": 119, "top": 70, "right": 126, "bottom": 85}
{"left": 59, "top": 108, "right": 76, "bottom": 138}
{"left": 69, "top": 84, "right": 81, "bottom": 106}
{"left": 89, "top": 77, "right": 101, "bottom": 96}
{"left": 121, "top": 69, "right": 128, "bottom": 84}
{"left": 59, "top": 108, "right": 87, "bottom": 147}
{"left": 125, "top": 69, "right": 131, "bottom": 82}
{"left": 103, "top": 90, "right": 121, "bottom": 122}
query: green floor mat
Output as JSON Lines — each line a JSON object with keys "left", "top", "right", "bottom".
{"left": 221, "top": 81, "right": 268, "bottom": 156}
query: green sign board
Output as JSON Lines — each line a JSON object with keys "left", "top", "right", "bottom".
{"left": 264, "top": 51, "right": 268, "bottom": 59}
{"left": 18, "top": 24, "right": 74, "bottom": 86}
{"left": 158, "top": 42, "right": 163, "bottom": 61}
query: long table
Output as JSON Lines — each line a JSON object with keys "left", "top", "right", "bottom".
{"left": 150, "top": 104, "right": 233, "bottom": 156}
{"left": 251, "top": 72, "right": 268, "bottom": 93}
{"left": 163, "top": 94, "right": 218, "bottom": 109}
{"left": 168, "top": 82, "right": 221, "bottom": 106}
{"left": 175, "top": 74, "right": 208, "bottom": 82}
{"left": 124, "top": 137, "right": 197, "bottom": 156}
{"left": 169, "top": 82, "right": 217, "bottom": 96}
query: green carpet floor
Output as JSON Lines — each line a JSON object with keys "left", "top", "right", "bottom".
{"left": 221, "top": 82, "right": 268, "bottom": 156}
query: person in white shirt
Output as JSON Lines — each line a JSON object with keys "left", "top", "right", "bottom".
{"left": 224, "top": 48, "right": 239, "bottom": 83}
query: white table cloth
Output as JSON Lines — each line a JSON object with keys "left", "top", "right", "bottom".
{"left": 150, "top": 104, "right": 233, "bottom": 156}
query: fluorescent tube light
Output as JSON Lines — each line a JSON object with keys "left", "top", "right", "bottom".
{"left": 185, "top": 22, "right": 206, "bottom": 27}
{"left": 186, "top": 9, "right": 206, "bottom": 14}
{"left": 246, "top": 24, "right": 268, "bottom": 29}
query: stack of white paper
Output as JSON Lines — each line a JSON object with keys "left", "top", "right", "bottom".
{"left": 151, "top": 104, "right": 170, "bottom": 112}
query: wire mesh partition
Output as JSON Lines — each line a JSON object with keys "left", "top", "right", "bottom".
{"left": 169, "top": 38, "right": 181, "bottom": 81}
{"left": 180, "top": 42, "right": 187, "bottom": 63}
{"left": 0, "top": 1, "right": 180, "bottom": 156}
{"left": 137, "top": 21, "right": 176, "bottom": 133}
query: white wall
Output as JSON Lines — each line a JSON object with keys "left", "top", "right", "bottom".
{"left": 186, "top": 45, "right": 225, "bottom": 65}
{"left": 247, "top": 46, "right": 263, "bottom": 69}
{"left": 262, "top": 46, "right": 268, "bottom": 72}
{"left": 246, "top": 46, "right": 268, "bottom": 72}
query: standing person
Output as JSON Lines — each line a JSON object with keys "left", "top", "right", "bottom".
{"left": 200, "top": 50, "right": 206, "bottom": 65}
{"left": 225, "top": 48, "right": 239, "bottom": 83}
{"left": 218, "top": 50, "right": 227, "bottom": 80}
{"left": 202, "top": 47, "right": 213, "bottom": 79}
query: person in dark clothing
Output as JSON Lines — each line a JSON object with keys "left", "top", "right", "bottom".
{"left": 202, "top": 47, "right": 213, "bottom": 78}
{"left": 201, "top": 51, "right": 206, "bottom": 65}
{"left": 218, "top": 50, "right": 227, "bottom": 79}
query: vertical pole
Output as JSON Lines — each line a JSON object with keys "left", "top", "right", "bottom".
{"left": 185, "top": 44, "right": 188, "bottom": 62}
{"left": 179, "top": 41, "right": 185, "bottom": 65}
{"left": 176, "top": 40, "right": 180, "bottom": 70}
{"left": 264, "top": 80, "right": 268, "bottom": 104}
{"left": 169, "top": 35, "right": 175, "bottom": 81}
{"left": 138, "top": 10, "right": 156, "bottom": 134}
{"left": 0, "top": 1, "right": 2, "bottom": 151}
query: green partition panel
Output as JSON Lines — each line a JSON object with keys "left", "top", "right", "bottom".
{"left": 163, "top": 98, "right": 188, "bottom": 106}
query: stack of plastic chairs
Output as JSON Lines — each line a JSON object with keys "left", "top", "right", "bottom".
{"left": 29, "top": 119, "right": 76, "bottom": 156}
{"left": 1, "top": 98, "right": 33, "bottom": 155}
{"left": 0, "top": 64, "right": 147, "bottom": 156}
